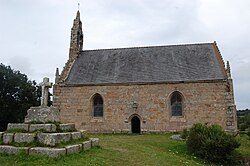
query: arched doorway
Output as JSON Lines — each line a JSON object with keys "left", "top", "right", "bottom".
{"left": 131, "top": 116, "right": 141, "bottom": 134}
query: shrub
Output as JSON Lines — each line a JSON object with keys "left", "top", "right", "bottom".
{"left": 180, "top": 128, "right": 189, "bottom": 139}
{"left": 239, "top": 123, "right": 248, "bottom": 131}
{"left": 246, "top": 128, "right": 250, "bottom": 139}
{"left": 186, "top": 123, "right": 240, "bottom": 164}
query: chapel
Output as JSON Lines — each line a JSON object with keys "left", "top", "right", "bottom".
{"left": 53, "top": 11, "right": 237, "bottom": 133}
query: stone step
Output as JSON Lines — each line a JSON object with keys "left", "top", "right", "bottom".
{"left": 37, "top": 133, "right": 71, "bottom": 146}
{"left": 29, "top": 147, "right": 66, "bottom": 158}
{"left": 6, "top": 123, "right": 76, "bottom": 133}
{"left": 14, "top": 133, "right": 36, "bottom": 143}
{"left": 0, "top": 138, "right": 99, "bottom": 157}
{"left": 0, "top": 145, "right": 29, "bottom": 155}
{"left": 58, "top": 123, "right": 76, "bottom": 131}
{"left": 7, "top": 123, "right": 29, "bottom": 132}
{"left": 1, "top": 131, "right": 83, "bottom": 145}
{"left": 29, "top": 124, "right": 57, "bottom": 132}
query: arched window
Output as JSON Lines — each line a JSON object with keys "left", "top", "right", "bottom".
{"left": 93, "top": 94, "right": 103, "bottom": 117}
{"left": 171, "top": 91, "right": 183, "bottom": 116}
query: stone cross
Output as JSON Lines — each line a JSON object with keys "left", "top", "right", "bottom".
{"left": 39, "top": 77, "right": 53, "bottom": 106}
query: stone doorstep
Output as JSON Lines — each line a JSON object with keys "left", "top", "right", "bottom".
{"left": 65, "top": 144, "right": 82, "bottom": 155}
{"left": 90, "top": 138, "right": 99, "bottom": 147}
{"left": 14, "top": 133, "right": 35, "bottom": 143}
{"left": 0, "top": 145, "right": 29, "bottom": 154}
{"left": 3, "top": 133, "right": 14, "bottom": 144}
{"left": 58, "top": 123, "right": 75, "bottom": 131}
{"left": 37, "top": 133, "right": 71, "bottom": 146}
{"left": 29, "top": 147, "right": 66, "bottom": 158}
{"left": 7, "top": 123, "right": 29, "bottom": 131}
{"left": 82, "top": 141, "right": 92, "bottom": 151}
{"left": 29, "top": 124, "right": 57, "bottom": 132}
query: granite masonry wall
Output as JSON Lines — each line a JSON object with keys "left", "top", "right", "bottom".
{"left": 53, "top": 80, "right": 237, "bottom": 133}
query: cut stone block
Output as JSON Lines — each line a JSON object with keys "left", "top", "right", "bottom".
{"left": 29, "top": 147, "right": 66, "bottom": 158}
{"left": 0, "top": 145, "right": 29, "bottom": 154}
{"left": 90, "top": 138, "right": 99, "bottom": 146}
{"left": 71, "top": 132, "right": 81, "bottom": 140}
{"left": 37, "top": 133, "right": 71, "bottom": 146}
{"left": 3, "top": 133, "right": 14, "bottom": 144}
{"left": 7, "top": 123, "right": 29, "bottom": 131}
{"left": 25, "top": 106, "right": 60, "bottom": 123}
{"left": 14, "top": 133, "right": 35, "bottom": 143}
{"left": 58, "top": 123, "right": 75, "bottom": 131}
{"left": 65, "top": 144, "right": 82, "bottom": 155}
{"left": 29, "top": 124, "right": 57, "bottom": 132}
{"left": 82, "top": 141, "right": 91, "bottom": 151}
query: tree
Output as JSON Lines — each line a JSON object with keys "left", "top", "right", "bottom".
{"left": 0, "top": 63, "right": 40, "bottom": 131}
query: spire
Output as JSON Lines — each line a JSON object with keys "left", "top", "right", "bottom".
{"left": 76, "top": 10, "right": 80, "bottom": 20}
{"left": 55, "top": 68, "right": 60, "bottom": 83}
{"left": 69, "top": 10, "right": 83, "bottom": 60}
{"left": 226, "top": 61, "right": 231, "bottom": 78}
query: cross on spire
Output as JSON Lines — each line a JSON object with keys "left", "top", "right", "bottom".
{"left": 78, "top": 3, "right": 80, "bottom": 10}
{"left": 39, "top": 77, "right": 53, "bottom": 106}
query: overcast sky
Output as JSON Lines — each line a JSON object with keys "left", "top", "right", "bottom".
{"left": 0, "top": 0, "right": 249, "bottom": 109}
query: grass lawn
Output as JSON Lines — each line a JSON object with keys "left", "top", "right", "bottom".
{"left": 0, "top": 133, "right": 249, "bottom": 166}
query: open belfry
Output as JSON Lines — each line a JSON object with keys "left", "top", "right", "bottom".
{"left": 53, "top": 10, "right": 237, "bottom": 133}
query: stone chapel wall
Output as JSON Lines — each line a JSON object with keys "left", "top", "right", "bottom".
{"left": 53, "top": 80, "right": 234, "bottom": 133}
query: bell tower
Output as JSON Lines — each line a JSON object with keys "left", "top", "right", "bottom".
{"left": 58, "top": 10, "right": 83, "bottom": 83}
{"left": 69, "top": 10, "right": 83, "bottom": 60}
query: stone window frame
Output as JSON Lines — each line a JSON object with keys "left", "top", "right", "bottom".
{"left": 91, "top": 93, "right": 104, "bottom": 118}
{"left": 169, "top": 91, "right": 185, "bottom": 118}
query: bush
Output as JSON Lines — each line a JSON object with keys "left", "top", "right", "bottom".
{"left": 186, "top": 123, "right": 240, "bottom": 164}
{"left": 180, "top": 128, "right": 189, "bottom": 139}
{"left": 239, "top": 123, "right": 248, "bottom": 131}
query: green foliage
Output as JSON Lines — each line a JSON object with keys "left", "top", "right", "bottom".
{"left": 186, "top": 123, "right": 240, "bottom": 165}
{"left": 247, "top": 128, "right": 250, "bottom": 139}
{"left": 237, "top": 109, "right": 250, "bottom": 131}
{"left": 0, "top": 63, "right": 40, "bottom": 131}
{"left": 180, "top": 128, "right": 189, "bottom": 139}
{"left": 239, "top": 123, "right": 248, "bottom": 131}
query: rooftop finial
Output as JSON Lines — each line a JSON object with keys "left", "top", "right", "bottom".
{"left": 226, "top": 61, "right": 231, "bottom": 78}
{"left": 78, "top": 3, "right": 80, "bottom": 11}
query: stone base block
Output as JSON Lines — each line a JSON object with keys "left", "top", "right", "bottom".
{"left": 14, "top": 133, "right": 35, "bottom": 143}
{"left": 25, "top": 106, "right": 60, "bottom": 123}
{"left": 7, "top": 123, "right": 29, "bottom": 131}
{"left": 71, "top": 132, "right": 81, "bottom": 140}
{"left": 58, "top": 124, "right": 75, "bottom": 131}
{"left": 90, "top": 138, "right": 99, "bottom": 146}
{"left": 0, "top": 145, "right": 29, "bottom": 154}
{"left": 82, "top": 141, "right": 91, "bottom": 151}
{"left": 29, "top": 147, "right": 66, "bottom": 158}
{"left": 37, "top": 133, "right": 71, "bottom": 146}
{"left": 3, "top": 133, "right": 14, "bottom": 144}
{"left": 29, "top": 124, "right": 57, "bottom": 132}
{"left": 65, "top": 144, "right": 82, "bottom": 155}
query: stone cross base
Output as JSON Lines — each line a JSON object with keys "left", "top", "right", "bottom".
{"left": 25, "top": 106, "right": 60, "bottom": 123}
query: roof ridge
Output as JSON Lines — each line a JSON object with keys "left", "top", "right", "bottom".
{"left": 81, "top": 42, "right": 214, "bottom": 52}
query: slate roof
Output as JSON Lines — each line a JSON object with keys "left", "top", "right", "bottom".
{"left": 65, "top": 43, "right": 226, "bottom": 85}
